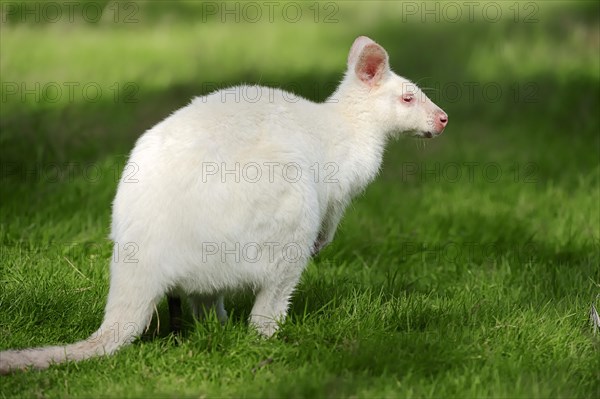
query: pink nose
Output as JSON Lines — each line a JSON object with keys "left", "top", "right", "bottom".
{"left": 439, "top": 113, "right": 448, "bottom": 127}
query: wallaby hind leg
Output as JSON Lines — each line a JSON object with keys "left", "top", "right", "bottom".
{"left": 167, "top": 295, "right": 183, "bottom": 334}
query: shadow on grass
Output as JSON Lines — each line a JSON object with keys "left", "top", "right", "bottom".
{"left": 323, "top": 207, "right": 598, "bottom": 296}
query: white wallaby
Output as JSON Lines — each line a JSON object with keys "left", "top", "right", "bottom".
{"left": 0, "top": 36, "right": 448, "bottom": 373}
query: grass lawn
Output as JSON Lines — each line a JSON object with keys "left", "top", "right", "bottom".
{"left": 1, "top": 1, "right": 599, "bottom": 398}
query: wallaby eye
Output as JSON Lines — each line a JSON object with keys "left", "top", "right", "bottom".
{"left": 402, "top": 94, "right": 414, "bottom": 103}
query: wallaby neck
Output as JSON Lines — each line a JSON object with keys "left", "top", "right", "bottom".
{"left": 322, "top": 83, "right": 389, "bottom": 200}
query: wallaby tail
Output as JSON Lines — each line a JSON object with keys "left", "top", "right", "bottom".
{"left": 0, "top": 264, "right": 162, "bottom": 374}
{"left": 0, "top": 325, "right": 132, "bottom": 374}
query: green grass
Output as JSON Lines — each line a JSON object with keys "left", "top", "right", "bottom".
{"left": 1, "top": 1, "right": 599, "bottom": 398}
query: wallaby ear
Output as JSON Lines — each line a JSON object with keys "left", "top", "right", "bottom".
{"left": 348, "top": 36, "right": 389, "bottom": 86}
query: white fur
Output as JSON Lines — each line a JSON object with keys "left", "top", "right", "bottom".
{"left": 0, "top": 36, "right": 447, "bottom": 373}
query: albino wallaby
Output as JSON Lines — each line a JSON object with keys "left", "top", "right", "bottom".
{"left": 0, "top": 36, "right": 448, "bottom": 373}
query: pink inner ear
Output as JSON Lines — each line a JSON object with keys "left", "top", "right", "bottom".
{"left": 356, "top": 45, "right": 387, "bottom": 84}
{"left": 362, "top": 54, "right": 384, "bottom": 79}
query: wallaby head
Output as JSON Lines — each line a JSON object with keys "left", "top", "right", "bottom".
{"left": 340, "top": 36, "right": 448, "bottom": 139}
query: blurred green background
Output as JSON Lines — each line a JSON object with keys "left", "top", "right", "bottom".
{"left": 0, "top": 1, "right": 599, "bottom": 398}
